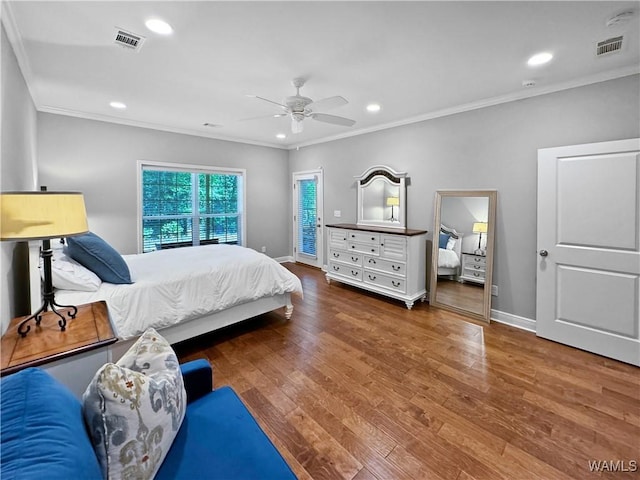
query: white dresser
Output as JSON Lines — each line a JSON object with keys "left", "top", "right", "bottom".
{"left": 459, "top": 253, "right": 487, "bottom": 284}
{"left": 325, "top": 224, "right": 427, "bottom": 309}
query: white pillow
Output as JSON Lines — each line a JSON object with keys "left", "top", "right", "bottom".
{"left": 82, "top": 328, "right": 187, "bottom": 480}
{"left": 446, "top": 237, "right": 457, "bottom": 250}
{"left": 41, "top": 249, "right": 102, "bottom": 291}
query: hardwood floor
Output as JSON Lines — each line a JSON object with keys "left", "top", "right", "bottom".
{"left": 174, "top": 263, "right": 640, "bottom": 480}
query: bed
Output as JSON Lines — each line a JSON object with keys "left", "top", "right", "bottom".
{"left": 49, "top": 242, "right": 303, "bottom": 359}
{"left": 437, "top": 225, "right": 462, "bottom": 277}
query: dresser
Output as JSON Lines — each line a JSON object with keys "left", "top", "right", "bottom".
{"left": 325, "top": 224, "right": 427, "bottom": 309}
{"left": 459, "top": 253, "right": 487, "bottom": 284}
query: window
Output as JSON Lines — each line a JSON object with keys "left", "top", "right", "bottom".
{"left": 139, "top": 162, "right": 245, "bottom": 253}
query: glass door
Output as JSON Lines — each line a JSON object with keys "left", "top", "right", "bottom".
{"left": 293, "top": 170, "right": 323, "bottom": 268}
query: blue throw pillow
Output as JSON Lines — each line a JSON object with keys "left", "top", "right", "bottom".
{"left": 1, "top": 368, "right": 103, "bottom": 479}
{"left": 66, "top": 232, "right": 132, "bottom": 284}
{"left": 439, "top": 233, "right": 450, "bottom": 249}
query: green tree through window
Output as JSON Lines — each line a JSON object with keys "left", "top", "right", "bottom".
{"left": 141, "top": 167, "right": 243, "bottom": 252}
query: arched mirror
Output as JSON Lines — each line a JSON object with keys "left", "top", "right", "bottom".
{"left": 356, "top": 165, "right": 407, "bottom": 229}
{"left": 429, "top": 190, "right": 497, "bottom": 322}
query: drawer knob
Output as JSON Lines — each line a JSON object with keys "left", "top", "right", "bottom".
{"left": 474, "top": 273, "right": 480, "bottom": 277}
{"left": 368, "top": 275, "right": 376, "bottom": 280}
{"left": 333, "top": 252, "right": 339, "bottom": 257}
{"left": 371, "top": 248, "right": 375, "bottom": 252}
{"left": 474, "top": 257, "right": 481, "bottom": 262}
{"left": 351, "top": 270, "right": 358, "bottom": 276}
{"left": 369, "top": 259, "right": 376, "bottom": 264}
{"left": 371, "top": 237, "right": 375, "bottom": 241}
{"left": 392, "top": 265, "right": 401, "bottom": 271}
{"left": 333, "top": 265, "right": 339, "bottom": 271}
{"left": 351, "top": 256, "right": 358, "bottom": 262}
{"left": 392, "top": 280, "right": 400, "bottom": 287}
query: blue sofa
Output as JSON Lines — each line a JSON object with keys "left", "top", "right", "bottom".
{"left": 1, "top": 360, "right": 297, "bottom": 480}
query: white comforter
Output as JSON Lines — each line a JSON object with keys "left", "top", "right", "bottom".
{"left": 55, "top": 244, "right": 303, "bottom": 339}
{"left": 438, "top": 248, "right": 461, "bottom": 268}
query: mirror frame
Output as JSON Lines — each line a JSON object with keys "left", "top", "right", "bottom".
{"left": 356, "top": 165, "right": 407, "bottom": 229}
{"left": 429, "top": 190, "right": 497, "bottom": 322}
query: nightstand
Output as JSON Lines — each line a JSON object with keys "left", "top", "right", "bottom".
{"left": 1, "top": 301, "right": 117, "bottom": 398}
{"left": 460, "top": 253, "right": 487, "bottom": 285}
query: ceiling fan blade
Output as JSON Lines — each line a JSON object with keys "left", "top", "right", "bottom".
{"left": 239, "top": 113, "right": 287, "bottom": 122}
{"left": 311, "top": 113, "right": 356, "bottom": 127}
{"left": 245, "top": 94, "right": 288, "bottom": 110}
{"left": 307, "top": 95, "right": 348, "bottom": 111}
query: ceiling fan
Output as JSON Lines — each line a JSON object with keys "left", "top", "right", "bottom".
{"left": 245, "top": 78, "right": 356, "bottom": 134}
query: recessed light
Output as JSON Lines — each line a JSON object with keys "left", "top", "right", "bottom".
{"left": 276, "top": 133, "right": 287, "bottom": 139}
{"left": 527, "top": 52, "right": 553, "bottom": 66}
{"left": 145, "top": 18, "right": 173, "bottom": 35}
{"left": 366, "top": 103, "right": 381, "bottom": 113}
{"left": 109, "top": 101, "right": 127, "bottom": 110}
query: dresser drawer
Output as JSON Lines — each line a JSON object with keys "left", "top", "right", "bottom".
{"left": 363, "top": 270, "right": 406, "bottom": 293}
{"left": 329, "top": 261, "right": 362, "bottom": 281}
{"left": 330, "top": 249, "right": 362, "bottom": 266}
{"left": 380, "top": 235, "right": 407, "bottom": 260}
{"left": 328, "top": 229, "right": 348, "bottom": 249}
{"left": 461, "top": 268, "right": 486, "bottom": 282}
{"left": 348, "top": 242, "right": 380, "bottom": 256}
{"left": 363, "top": 256, "right": 406, "bottom": 277}
{"left": 465, "top": 254, "right": 487, "bottom": 267}
{"left": 347, "top": 231, "right": 380, "bottom": 245}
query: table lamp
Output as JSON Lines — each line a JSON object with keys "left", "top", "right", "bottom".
{"left": 472, "top": 222, "right": 488, "bottom": 255}
{"left": 0, "top": 191, "right": 88, "bottom": 337}
{"left": 386, "top": 196, "right": 400, "bottom": 222}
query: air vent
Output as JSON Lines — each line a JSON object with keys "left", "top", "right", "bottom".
{"left": 114, "top": 28, "right": 145, "bottom": 52}
{"left": 596, "top": 36, "right": 623, "bottom": 56}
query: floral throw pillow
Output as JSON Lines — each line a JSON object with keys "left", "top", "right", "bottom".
{"left": 82, "top": 328, "right": 186, "bottom": 480}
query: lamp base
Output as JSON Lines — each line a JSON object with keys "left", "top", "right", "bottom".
{"left": 18, "top": 295, "right": 78, "bottom": 338}
{"left": 17, "top": 294, "right": 78, "bottom": 338}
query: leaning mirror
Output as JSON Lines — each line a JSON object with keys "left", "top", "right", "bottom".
{"left": 429, "top": 190, "right": 497, "bottom": 322}
{"left": 356, "top": 165, "right": 407, "bottom": 229}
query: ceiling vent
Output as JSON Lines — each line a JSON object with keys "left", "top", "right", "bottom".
{"left": 596, "top": 36, "right": 623, "bottom": 56}
{"left": 114, "top": 28, "right": 145, "bottom": 52}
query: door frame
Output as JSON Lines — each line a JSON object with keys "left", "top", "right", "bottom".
{"left": 292, "top": 169, "right": 324, "bottom": 268}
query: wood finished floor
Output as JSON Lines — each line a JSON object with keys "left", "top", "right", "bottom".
{"left": 174, "top": 263, "right": 640, "bottom": 480}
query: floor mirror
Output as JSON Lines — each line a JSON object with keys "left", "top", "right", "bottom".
{"left": 429, "top": 190, "right": 497, "bottom": 322}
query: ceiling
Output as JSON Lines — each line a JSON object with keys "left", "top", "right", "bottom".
{"left": 4, "top": 1, "right": 639, "bottom": 149}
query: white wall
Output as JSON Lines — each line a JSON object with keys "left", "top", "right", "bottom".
{"left": 1, "top": 23, "right": 38, "bottom": 331}
{"left": 288, "top": 74, "right": 640, "bottom": 321}
{"left": 37, "top": 114, "right": 290, "bottom": 257}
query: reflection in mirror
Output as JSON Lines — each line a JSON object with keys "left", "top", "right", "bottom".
{"left": 356, "top": 166, "right": 407, "bottom": 229}
{"left": 429, "top": 190, "right": 497, "bottom": 322}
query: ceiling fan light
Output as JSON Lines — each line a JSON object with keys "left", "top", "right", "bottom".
{"left": 291, "top": 117, "right": 304, "bottom": 134}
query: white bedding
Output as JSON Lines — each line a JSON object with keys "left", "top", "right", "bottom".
{"left": 55, "top": 244, "right": 303, "bottom": 339}
{"left": 438, "top": 248, "right": 461, "bottom": 269}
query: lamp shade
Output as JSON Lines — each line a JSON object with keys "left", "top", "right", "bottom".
{"left": 472, "top": 222, "right": 488, "bottom": 234}
{"left": 0, "top": 192, "right": 88, "bottom": 241}
{"left": 386, "top": 197, "right": 400, "bottom": 207}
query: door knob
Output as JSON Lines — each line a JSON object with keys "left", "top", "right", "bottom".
{"left": 539, "top": 250, "right": 548, "bottom": 257}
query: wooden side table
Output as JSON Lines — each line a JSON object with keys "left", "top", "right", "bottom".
{"left": 1, "top": 301, "right": 118, "bottom": 398}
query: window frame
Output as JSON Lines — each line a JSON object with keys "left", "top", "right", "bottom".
{"left": 137, "top": 160, "right": 247, "bottom": 253}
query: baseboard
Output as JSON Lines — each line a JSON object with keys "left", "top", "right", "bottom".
{"left": 276, "top": 256, "right": 294, "bottom": 263}
{"left": 491, "top": 309, "right": 536, "bottom": 333}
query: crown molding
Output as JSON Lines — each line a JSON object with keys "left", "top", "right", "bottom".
{"left": 288, "top": 66, "right": 640, "bottom": 150}
{"left": 1, "top": 1, "right": 39, "bottom": 106}
{"left": 38, "top": 105, "right": 287, "bottom": 150}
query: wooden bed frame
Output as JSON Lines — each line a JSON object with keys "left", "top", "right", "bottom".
{"left": 28, "top": 243, "right": 294, "bottom": 362}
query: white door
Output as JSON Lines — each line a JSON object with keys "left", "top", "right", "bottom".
{"left": 293, "top": 170, "right": 323, "bottom": 268}
{"left": 537, "top": 138, "right": 640, "bottom": 366}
